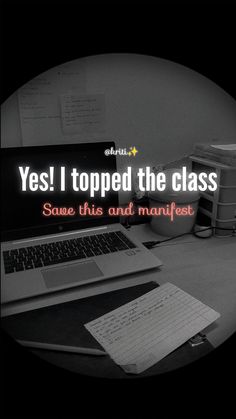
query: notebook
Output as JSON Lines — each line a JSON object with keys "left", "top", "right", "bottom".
{"left": 85, "top": 282, "right": 220, "bottom": 374}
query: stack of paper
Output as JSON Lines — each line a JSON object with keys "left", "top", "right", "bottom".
{"left": 193, "top": 143, "right": 236, "bottom": 166}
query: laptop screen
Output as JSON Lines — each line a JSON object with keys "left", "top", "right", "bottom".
{"left": 1, "top": 142, "right": 119, "bottom": 241}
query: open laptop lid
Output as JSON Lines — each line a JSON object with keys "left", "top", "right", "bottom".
{"left": 1, "top": 141, "right": 119, "bottom": 242}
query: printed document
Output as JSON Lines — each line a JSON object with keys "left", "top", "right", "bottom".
{"left": 18, "top": 63, "right": 86, "bottom": 145}
{"left": 61, "top": 93, "right": 105, "bottom": 134}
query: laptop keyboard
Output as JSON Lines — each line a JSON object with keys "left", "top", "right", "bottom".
{"left": 3, "top": 231, "right": 136, "bottom": 274}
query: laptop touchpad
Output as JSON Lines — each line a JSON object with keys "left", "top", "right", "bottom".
{"left": 42, "top": 260, "right": 103, "bottom": 289}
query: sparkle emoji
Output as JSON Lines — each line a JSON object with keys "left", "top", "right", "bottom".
{"left": 130, "top": 146, "right": 138, "bottom": 157}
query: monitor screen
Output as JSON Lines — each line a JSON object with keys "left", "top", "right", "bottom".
{"left": 1, "top": 142, "right": 119, "bottom": 241}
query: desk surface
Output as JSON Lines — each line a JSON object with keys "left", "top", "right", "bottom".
{"left": 133, "top": 224, "right": 236, "bottom": 348}
{"left": 2, "top": 224, "right": 236, "bottom": 376}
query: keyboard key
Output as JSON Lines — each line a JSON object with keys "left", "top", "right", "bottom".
{"left": 25, "top": 264, "right": 34, "bottom": 270}
{"left": 115, "top": 244, "right": 128, "bottom": 251}
{"left": 43, "top": 259, "right": 58, "bottom": 266}
{"left": 84, "top": 249, "right": 94, "bottom": 257}
{"left": 15, "top": 263, "right": 24, "bottom": 272}
{"left": 5, "top": 266, "right": 15, "bottom": 274}
{"left": 34, "top": 261, "right": 43, "bottom": 268}
{"left": 93, "top": 249, "right": 102, "bottom": 255}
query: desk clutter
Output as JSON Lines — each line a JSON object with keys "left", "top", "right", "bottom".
{"left": 190, "top": 144, "right": 236, "bottom": 236}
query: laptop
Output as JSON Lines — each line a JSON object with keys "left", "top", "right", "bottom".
{"left": 1, "top": 141, "right": 162, "bottom": 316}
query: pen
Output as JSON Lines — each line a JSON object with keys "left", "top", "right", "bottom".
{"left": 17, "top": 339, "right": 107, "bottom": 356}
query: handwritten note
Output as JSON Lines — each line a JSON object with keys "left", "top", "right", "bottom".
{"left": 18, "top": 63, "right": 86, "bottom": 145}
{"left": 85, "top": 283, "right": 220, "bottom": 374}
{"left": 61, "top": 93, "right": 105, "bottom": 134}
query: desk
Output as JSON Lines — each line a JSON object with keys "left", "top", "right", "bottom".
{"left": 133, "top": 224, "right": 236, "bottom": 348}
{"left": 2, "top": 224, "right": 236, "bottom": 377}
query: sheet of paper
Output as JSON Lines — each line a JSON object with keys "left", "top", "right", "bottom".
{"left": 60, "top": 93, "right": 105, "bottom": 134}
{"left": 18, "top": 63, "right": 86, "bottom": 145}
{"left": 211, "top": 144, "right": 236, "bottom": 151}
{"left": 85, "top": 283, "right": 220, "bottom": 374}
